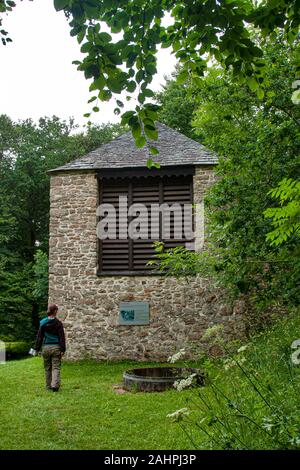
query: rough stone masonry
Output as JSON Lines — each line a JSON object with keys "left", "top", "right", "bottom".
{"left": 48, "top": 166, "right": 245, "bottom": 361}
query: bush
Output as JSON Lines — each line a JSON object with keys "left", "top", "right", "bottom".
{"left": 5, "top": 341, "right": 31, "bottom": 360}
{"left": 169, "top": 311, "right": 300, "bottom": 449}
{"left": 0, "top": 265, "right": 35, "bottom": 341}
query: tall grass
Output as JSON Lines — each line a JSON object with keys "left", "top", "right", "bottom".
{"left": 171, "top": 312, "right": 300, "bottom": 449}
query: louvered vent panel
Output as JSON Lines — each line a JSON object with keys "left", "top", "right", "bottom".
{"left": 99, "top": 176, "right": 193, "bottom": 272}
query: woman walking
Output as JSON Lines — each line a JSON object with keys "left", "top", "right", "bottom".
{"left": 35, "top": 304, "right": 66, "bottom": 392}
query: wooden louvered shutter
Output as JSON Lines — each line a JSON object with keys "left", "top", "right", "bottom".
{"left": 99, "top": 179, "right": 130, "bottom": 272}
{"left": 162, "top": 176, "right": 194, "bottom": 251}
{"left": 98, "top": 175, "right": 194, "bottom": 274}
{"left": 131, "top": 179, "right": 160, "bottom": 272}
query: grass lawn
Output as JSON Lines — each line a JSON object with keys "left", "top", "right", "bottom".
{"left": 1, "top": 313, "right": 300, "bottom": 450}
{"left": 0, "top": 358, "right": 194, "bottom": 450}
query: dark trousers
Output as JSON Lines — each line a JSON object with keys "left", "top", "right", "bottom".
{"left": 42, "top": 345, "right": 62, "bottom": 389}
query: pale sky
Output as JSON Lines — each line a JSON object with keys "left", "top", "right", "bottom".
{"left": 0, "top": 1, "right": 176, "bottom": 127}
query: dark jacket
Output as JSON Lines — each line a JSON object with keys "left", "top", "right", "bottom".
{"left": 35, "top": 317, "right": 66, "bottom": 353}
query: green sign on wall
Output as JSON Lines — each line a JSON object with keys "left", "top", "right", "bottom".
{"left": 119, "top": 302, "right": 150, "bottom": 325}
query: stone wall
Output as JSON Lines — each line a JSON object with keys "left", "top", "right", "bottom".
{"left": 48, "top": 167, "right": 244, "bottom": 361}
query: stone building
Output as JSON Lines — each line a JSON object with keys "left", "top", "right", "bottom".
{"left": 48, "top": 122, "right": 242, "bottom": 361}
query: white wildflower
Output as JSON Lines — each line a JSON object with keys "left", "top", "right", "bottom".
{"left": 238, "top": 357, "right": 247, "bottom": 365}
{"left": 289, "top": 437, "right": 300, "bottom": 446}
{"left": 167, "top": 407, "right": 190, "bottom": 422}
{"left": 262, "top": 419, "right": 274, "bottom": 432}
{"left": 237, "top": 345, "right": 248, "bottom": 353}
{"left": 173, "top": 373, "right": 197, "bottom": 391}
{"left": 201, "top": 325, "right": 223, "bottom": 342}
{"left": 167, "top": 348, "right": 185, "bottom": 364}
{"left": 223, "top": 358, "right": 235, "bottom": 371}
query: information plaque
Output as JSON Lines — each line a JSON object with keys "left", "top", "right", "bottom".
{"left": 119, "top": 301, "right": 150, "bottom": 325}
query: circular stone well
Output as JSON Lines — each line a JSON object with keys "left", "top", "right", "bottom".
{"left": 123, "top": 367, "right": 204, "bottom": 392}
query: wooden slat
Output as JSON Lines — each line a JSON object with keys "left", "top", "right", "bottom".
{"left": 99, "top": 175, "right": 193, "bottom": 272}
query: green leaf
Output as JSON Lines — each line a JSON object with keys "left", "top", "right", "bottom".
{"left": 80, "top": 42, "right": 92, "bottom": 54}
{"left": 149, "top": 146, "right": 159, "bottom": 155}
{"left": 132, "top": 122, "right": 142, "bottom": 139}
{"left": 98, "top": 89, "right": 112, "bottom": 101}
{"left": 121, "top": 110, "right": 135, "bottom": 125}
{"left": 177, "top": 69, "right": 189, "bottom": 85}
{"left": 247, "top": 76, "right": 259, "bottom": 92}
{"left": 54, "top": 0, "right": 69, "bottom": 11}
{"left": 121, "top": 111, "right": 135, "bottom": 120}
{"left": 91, "top": 75, "right": 106, "bottom": 91}
{"left": 77, "top": 30, "right": 85, "bottom": 44}
{"left": 136, "top": 70, "right": 144, "bottom": 84}
{"left": 138, "top": 93, "right": 145, "bottom": 104}
{"left": 144, "top": 125, "right": 158, "bottom": 140}
{"left": 147, "top": 158, "right": 160, "bottom": 169}
{"left": 127, "top": 81, "right": 137, "bottom": 93}
{"left": 97, "top": 32, "right": 112, "bottom": 43}
{"left": 108, "top": 77, "right": 123, "bottom": 94}
{"left": 135, "top": 136, "right": 147, "bottom": 148}
{"left": 144, "top": 88, "right": 154, "bottom": 98}
{"left": 145, "top": 64, "right": 157, "bottom": 75}
{"left": 257, "top": 88, "right": 264, "bottom": 100}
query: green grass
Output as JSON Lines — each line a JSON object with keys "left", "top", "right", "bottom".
{"left": 1, "top": 312, "right": 300, "bottom": 450}
{"left": 0, "top": 359, "right": 194, "bottom": 450}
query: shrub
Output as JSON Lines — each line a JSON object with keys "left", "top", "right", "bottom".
{"left": 5, "top": 341, "right": 31, "bottom": 360}
{"left": 168, "top": 311, "right": 300, "bottom": 449}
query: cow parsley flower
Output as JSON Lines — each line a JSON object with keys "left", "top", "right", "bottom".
{"left": 201, "top": 325, "right": 224, "bottom": 342}
{"left": 167, "top": 407, "right": 190, "bottom": 422}
{"left": 167, "top": 348, "right": 185, "bottom": 364}
{"left": 173, "top": 373, "right": 197, "bottom": 391}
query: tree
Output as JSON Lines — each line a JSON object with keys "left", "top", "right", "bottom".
{"left": 154, "top": 34, "right": 300, "bottom": 320}
{"left": 0, "top": 115, "right": 125, "bottom": 341}
{"left": 54, "top": 0, "right": 300, "bottom": 144}
{"left": 32, "top": 250, "right": 49, "bottom": 315}
{"left": 155, "top": 66, "right": 199, "bottom": 140}
{"left": 1, "top": 1, "right": 299, "bottom": 145}
{"left": 264, "top": 178, "right": 300, "bottom": 245}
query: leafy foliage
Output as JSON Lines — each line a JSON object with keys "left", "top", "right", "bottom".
{"left": 1, "top": 1, "right": 299, "bottom": 145}
{"left": 264, "top": 178, "right": 300, "bottom": 245}
{"left": 32, "top": 250, "right": 48, "bottom": 313}
{"left": 170, "top": 311, "right": 300, "bottom": 449}
{"left": 148, "top": 242, "right": 212, "bottom": 278}
{"left": 0, "top": 115, "right": 125, "bottom": 341}
{"left": 153, "top": 35, "right": 300, "bottom": 315}
{"left": 0, "top": 0, "right": 15, "bottom": 45}
{"left": 5, "top": 341, "right": 31, "bottom": 359}
{"left": 0, "top": 264, "right": 34, "bottom": 342}
{"left": 155, "top": 66, "right": 199, "bottom": 140}
{"left": 51, "top": 0, "right": 300, "bottom": 145}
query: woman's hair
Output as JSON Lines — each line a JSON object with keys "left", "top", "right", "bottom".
{"left": 47, "top": 303, "right": 58, "bottom": 315}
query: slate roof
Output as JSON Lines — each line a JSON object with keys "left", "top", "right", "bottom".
{"left": 49, "top": 122, "right": 218, "bottom": 173}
